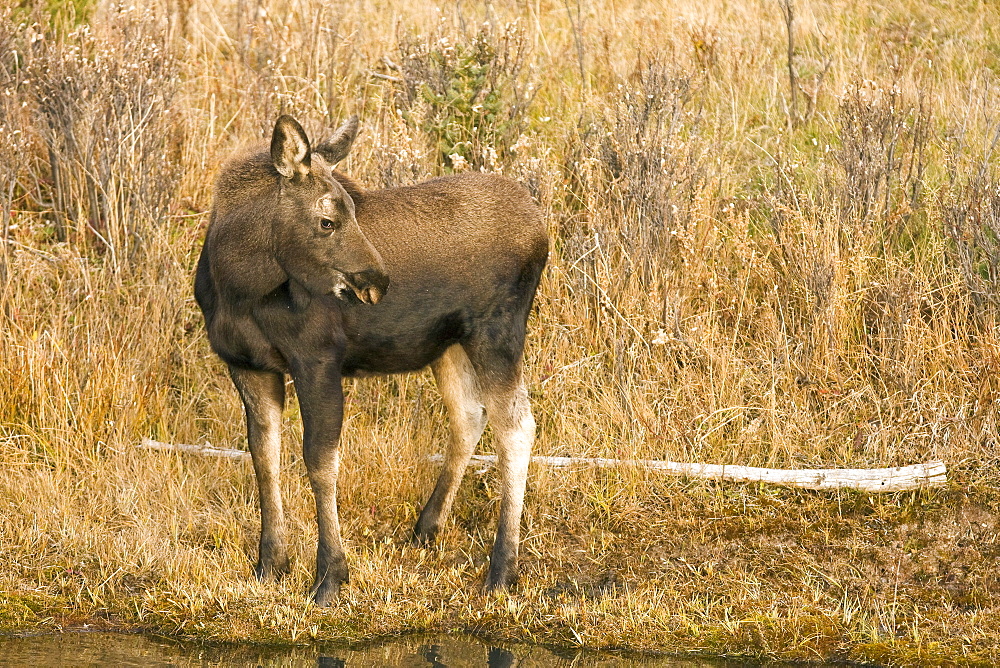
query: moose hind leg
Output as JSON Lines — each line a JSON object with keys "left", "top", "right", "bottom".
{"left": 230, "top": 366, "right": 289, "bottom": 580}
{"left": 414, "top": 344, "right": 487, "bottom": 544}
{"left": 483, "top": 376, "right": 536, "bottom": 591}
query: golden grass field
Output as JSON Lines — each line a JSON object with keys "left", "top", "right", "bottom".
{"left": 1, "top": 0, "right": 999, "bottom": 664}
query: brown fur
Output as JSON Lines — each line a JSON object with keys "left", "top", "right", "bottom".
{"left": 195, "top": 116, "right": 548, "bottom": 604}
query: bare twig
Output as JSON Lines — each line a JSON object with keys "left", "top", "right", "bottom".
{"left": 779, "top": 0, "right": 798, "bottom": 127}
{"left": 2, "top": 238, "right": 60, "bottom": 263}
{"left": 562, "top": 0, "right": 587, "bottom": 87}
{"left": 369, "top": 71, "right": 404, "bottom": 83}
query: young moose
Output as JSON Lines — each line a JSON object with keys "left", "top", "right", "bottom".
{"left": 195, "top": 115, "right": 548, "bottom": 605}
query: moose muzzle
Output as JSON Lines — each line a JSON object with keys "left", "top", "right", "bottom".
{"left": 344, "top": 267, "right": 389, "bottom": 305}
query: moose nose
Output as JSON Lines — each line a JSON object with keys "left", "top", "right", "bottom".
{"left": 348, "top": 268, "right": 390, "bottom": 305}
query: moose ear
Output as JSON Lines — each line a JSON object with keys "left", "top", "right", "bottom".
{"left": 271, "top": 115, "right": 311, "bottom": 179}
{"left": 314, "top": 115, "right": 359, "bottom": 165}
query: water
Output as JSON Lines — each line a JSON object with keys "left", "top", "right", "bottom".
{"left": 0, "top": 632, "right": 764, "bottom": 667}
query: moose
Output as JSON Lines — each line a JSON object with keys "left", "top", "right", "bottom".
{"left": 194, "top": 115, "right": 548, "bottom": 604}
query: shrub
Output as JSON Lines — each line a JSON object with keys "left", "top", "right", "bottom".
{"left": 20, "top": 5, "right": 182, "bottom": 268}
{"left": 395, "top": 22, "right": 533, "bottom": 172}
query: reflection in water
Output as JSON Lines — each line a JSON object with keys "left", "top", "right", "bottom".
{"left": 0, "top": 631, "right": 768, "bottom": 667}
{"left": 414, "top": 642, "right": 518, "bottom": 668}
{"left": 487, "top": 646, "right": 517, "bottom": 668}
{"left": 422, "top": 643, "right": 448, "bottom": 667}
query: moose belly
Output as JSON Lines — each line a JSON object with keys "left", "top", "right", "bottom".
{"left": 339, "top": 309, "right": 467, "bottom": 376}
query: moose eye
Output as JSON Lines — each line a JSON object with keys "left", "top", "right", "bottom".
{"left": 320, "top": 218, "right": 338, "bottom": 231}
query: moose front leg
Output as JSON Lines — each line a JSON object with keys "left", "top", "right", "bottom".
{"left": 290, "top": 359, "right": 349, "bottom": 606}
{"left": 229, "top": 366, "right": 289, "bottom": 580}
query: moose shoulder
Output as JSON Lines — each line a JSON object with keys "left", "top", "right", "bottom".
{"left": 194, "top": 115, "right": 548, "bottom": 605}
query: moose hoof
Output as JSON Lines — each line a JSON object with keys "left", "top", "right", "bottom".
{"left": 483, "top": 565, "right": 518, "bottom": 593}
{"left": 309, "top": 576, "right": 346, "bottom": 607}
{"left": 254, "top": 555, "right": 290, "bottom": 581}
{"left": 410, "top": 522, "right": 439, "bottom": 547}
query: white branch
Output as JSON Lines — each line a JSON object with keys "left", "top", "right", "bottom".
{"left": 428, "top": 454, "right": 948, "bottom": 493}
{"left": 139, "top": 437, "right": 251, "bottom": 461}
{"left": 138, "top": 438, "right": 947, "bottom": 492}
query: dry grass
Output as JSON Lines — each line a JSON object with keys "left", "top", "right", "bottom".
{"left": 1, "top": 0, "right": 999, "bottom": 664}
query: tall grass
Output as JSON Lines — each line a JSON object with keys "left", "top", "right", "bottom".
{"left": 1, "top": 0, "right": 999, "bottom": 662}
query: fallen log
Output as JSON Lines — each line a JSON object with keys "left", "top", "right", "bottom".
{"left": 431, "top": 454, "right": 948, "bottom": 493}
{"left": 139, "top": 438, "right": 946, "bottom": 492}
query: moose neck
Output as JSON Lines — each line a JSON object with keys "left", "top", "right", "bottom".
{"left": 210, "top": 174, "right": 289, "bottom": 304}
